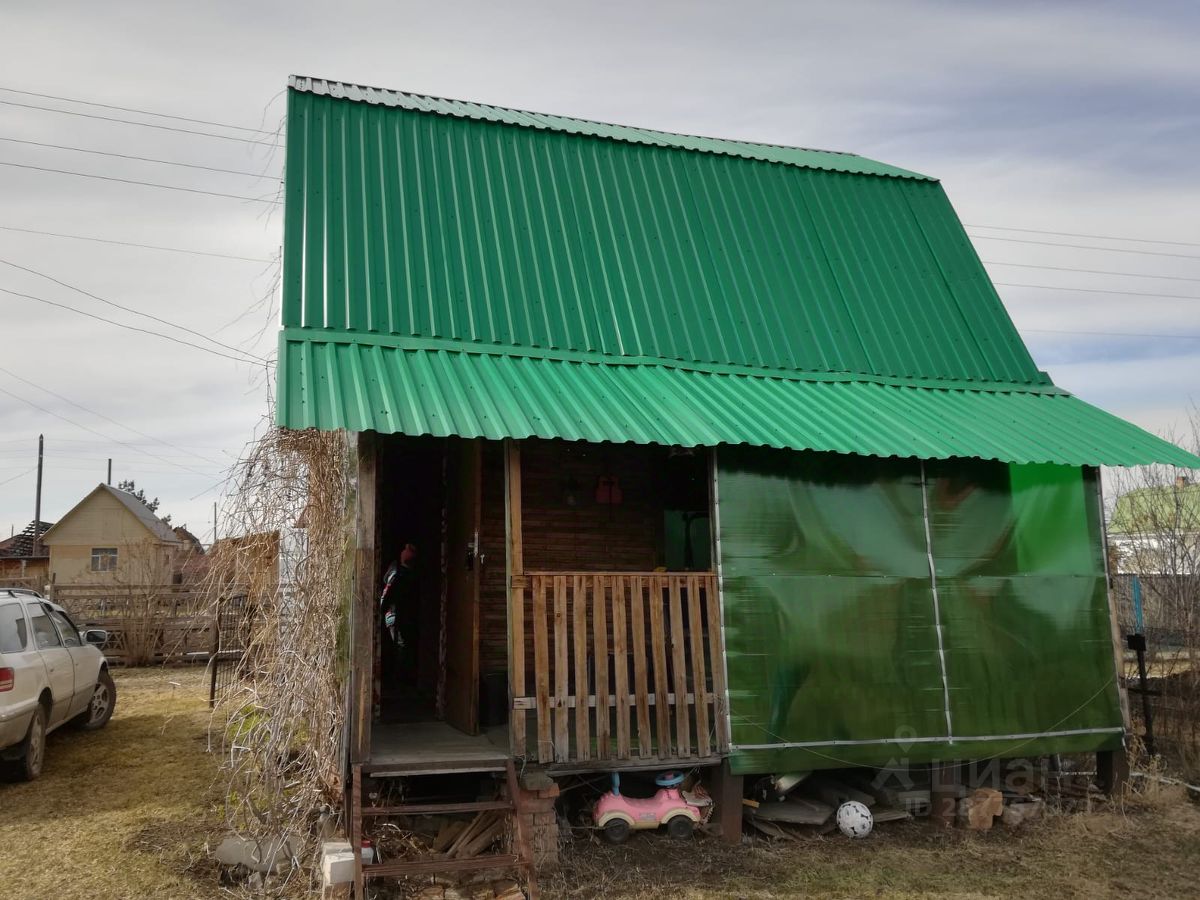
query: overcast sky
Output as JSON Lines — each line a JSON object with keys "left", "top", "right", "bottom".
{"left": 1, "top": 0, "right": 1197, "bottom": 540}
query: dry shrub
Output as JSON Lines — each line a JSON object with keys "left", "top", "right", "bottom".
{"left": 205, "top": 425, "right": 352, "bottom": 890}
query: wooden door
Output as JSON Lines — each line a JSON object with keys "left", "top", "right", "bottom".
{"left": 443, "top": 438, "right": 482, "bottom": 735}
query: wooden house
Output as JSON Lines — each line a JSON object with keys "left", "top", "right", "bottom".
{"left": 273, "top": 77, "right": 1200, "bottom": 884}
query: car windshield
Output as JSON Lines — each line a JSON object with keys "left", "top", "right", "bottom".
{"left": 0, "top": 602, "right": 28, "bottom": 653}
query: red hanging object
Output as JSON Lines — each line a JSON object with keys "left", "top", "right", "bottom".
{"left": 595, "top": 475, "right": 623, "bottom": 505}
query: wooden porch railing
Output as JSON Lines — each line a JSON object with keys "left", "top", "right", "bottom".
{"left": 509, "top": 572, "right": 728, "bottom": 765}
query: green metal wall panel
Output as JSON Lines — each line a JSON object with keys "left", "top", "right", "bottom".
{"left": 717, "top": 447, "right": 1125, "bottom": 774}
{"left": 282, "top": 88, "right": 1044, "bottom": 385}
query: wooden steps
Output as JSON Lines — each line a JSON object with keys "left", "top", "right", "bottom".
{"left": 350, "top": 759, "right": 538, "bottom": 899}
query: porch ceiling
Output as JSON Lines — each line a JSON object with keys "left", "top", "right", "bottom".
{"left": 277, "top": 334, "right": 1200, "bottom": 468}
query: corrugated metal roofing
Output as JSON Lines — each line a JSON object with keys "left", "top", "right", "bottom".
{"left": 289, "top": 76, "right": 932, "bottom": 181}
{"left": 276, "top": 81, "right": 1200, "bottom": 468}
{"left": 282, "top": 86, "right": 1042, "bottom": 385}
{"left": 278, "top": 337, "right": 1200, "bottom": 468}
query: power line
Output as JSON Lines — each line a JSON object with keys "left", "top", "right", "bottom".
{"left": 968, "top": 233, "right": 1200, "bottom": 261}
{"left": 994, "top": 281, "right": 1200, "bottom": 302}
{"left": 0, "top": 384, "right": 215, "bottom": 478}
{"left": 1024, "top": 328, "right": 1200, "bottom": 341}
{"left": 983, "top": 260, "right": 1200, "bottom": 284}
{"left": 0, "top": 365, "right": 230, "bottom": 469}
{"left": 0, "top": 224, "right": 274, "bottom": 263}
{"left": 968, "top": 224, "right": 1200, "bottom": 249}
{"left": 0, "top": 99, "right": 281, "bottom": 147}
{"left": 0, "top": 136, "right": 278, "bottom": 179}
{"left": 0, "top": 161, "right": 280, "bottom": 204}
{"left": 0, "top": 85, "right": 273, "bottom": 135}
{"left": 0, "top": 257, "right": 271, "bottom": 363}
{"left": 0, "top": 286, "right": 274, "bottom": 366}
{"left": 0, "top": 467, "right": 36, "bottom": 488}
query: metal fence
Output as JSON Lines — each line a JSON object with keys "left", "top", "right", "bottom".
{"left": 209, "top": 592, "right": 256, "bottom": 706}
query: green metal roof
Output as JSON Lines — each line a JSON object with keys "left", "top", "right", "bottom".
{"left": 278, "top": 335, "right": 1200, "bottom": 468}
{"left": 288, "top": 77, "right": 933, "bottom": 181}
{"left": 276, "top": 79, "right": 1200, "bottom": 468}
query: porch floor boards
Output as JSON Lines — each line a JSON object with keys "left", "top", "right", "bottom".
{"left": 368, "top": 721, "right": 510, "bottom": 775}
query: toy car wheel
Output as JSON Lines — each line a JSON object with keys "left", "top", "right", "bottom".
{"left": 602, "top": 820, "right": 631, "bottom": 844}
{"left": 666, "top": 815, "right": 694, "bottom": 840}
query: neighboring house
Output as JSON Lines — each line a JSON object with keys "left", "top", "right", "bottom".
{"left": 1110, "top": 477, "right": 1200, "bottom": 575}
{"left": 272, "top": 77, "right": 1200, "bottom": 875}
{"left": 39, "top": 484, "right": 181, "bottom": 585}
{"left": 0, "top": 520, "right": 54, "bottom": 584}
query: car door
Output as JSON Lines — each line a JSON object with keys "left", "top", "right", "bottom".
{"left": 27, "top": 603, "right": 75, "bottom": 728}
{"left": 46, "top": 606, "right": 95, "bottom": 720}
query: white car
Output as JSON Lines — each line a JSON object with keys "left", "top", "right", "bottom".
{"left": 0, "top": 589, "right": 116, "bottom": 781}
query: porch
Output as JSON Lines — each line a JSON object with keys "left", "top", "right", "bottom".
{"left": 351, "top": 435, "right": 731, "bottom": 772}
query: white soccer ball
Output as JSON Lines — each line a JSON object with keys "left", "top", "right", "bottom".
{"left": 836, "top": 801, "right": 873, "bottom": 838}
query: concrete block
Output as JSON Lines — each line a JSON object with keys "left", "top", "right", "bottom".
{"left": 320, "top": 841, "right": 355, "bottom": 886}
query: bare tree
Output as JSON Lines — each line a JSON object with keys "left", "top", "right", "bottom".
{"left": 1109, "top": 408, "right": 1200, "bottom": 778}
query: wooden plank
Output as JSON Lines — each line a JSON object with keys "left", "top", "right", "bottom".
{"left": 506, "top": 440, "right": 524, "bottom": 575}
{"left": 364, "top": 855, "right": 521, "bottom": 879}
{"left": 668, "top": 577, "right": 690, "bottom": 757}
{"left": 532, "top": 576, "right": 551, "bottom": 763}
{"left": 686, "top": 574, "right": 710, "bottom": 757}
{"left": 704, "top": 574, "right": 730, "bottom": 752}
{"left": 648, "top": 575, "right": 672, "bottom": 757}
{"left": 592, "top": 574, "right": 610, "bottom": 760}
{"left": 509, "top": 583, "right": 526, "bottom": 757}
{"left": 629, "top": 575, "right": 652, "bottom": 759}
{"left": 553, "top": 574, "right": 569, "bottom": 762}
{"left": 351, "top": 432, "right": 377, "bottom": 764}
{"left": 611, "top": 575, "right": 630, "bottom": 759}
{"left": 573, "top": 574, "right": 590, "bottom": 761}
{"left": 505, "top": 441, "right": 526, "bottom": 758}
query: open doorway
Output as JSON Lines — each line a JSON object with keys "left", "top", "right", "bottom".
{"left": 374, "top": 435, "right": 484, "bottom": 736}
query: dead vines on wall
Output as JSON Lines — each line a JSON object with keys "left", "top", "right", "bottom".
{"left": 204, "top": 426, "right": 351, "bottom": 886}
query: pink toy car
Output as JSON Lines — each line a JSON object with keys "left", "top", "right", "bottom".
{"left": 594, "top": 771, "right": 706, "bottom": 843}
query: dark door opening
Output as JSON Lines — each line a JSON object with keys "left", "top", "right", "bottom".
{"left": 375, "top": 435, "right": 483, "bottom": 735}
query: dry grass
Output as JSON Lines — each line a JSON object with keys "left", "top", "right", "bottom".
{"left": 546, "top": 790, "right": 1200, "bottom": 900}
{"left": 0, "top": 668, "right": 225, "bottom": 900}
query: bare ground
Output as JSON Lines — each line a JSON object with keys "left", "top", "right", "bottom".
{"left": 0, "top": 667, "right": 226, "bottom": 900}
{"left": 4, "top": 670, "right": 1200, "bottom": 899}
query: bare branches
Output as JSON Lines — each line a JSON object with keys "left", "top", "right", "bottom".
{"left": 204, "top": 426, "right": 351, "bottom": 890}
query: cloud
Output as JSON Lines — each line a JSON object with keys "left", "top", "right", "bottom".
{"left": 1, "top": 0, "right": 1197, "bottom": 537}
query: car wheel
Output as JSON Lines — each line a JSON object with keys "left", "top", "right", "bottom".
{"left": 11, "top": 705, "right": 47, "bottom": 781}
{"left": 666, "top": 815, "right": 694, "bottom": 840}
{"left": 602, "top": 819, "right": 631, "bottom": 844}
{"left": 79, "top": 669, "right": 116, "bottom": 731}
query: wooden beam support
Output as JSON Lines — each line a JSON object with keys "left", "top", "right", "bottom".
{"left": 505, "top": 439, "right": 527, "bottom": 757}
{"left": 930, "top": 761, "right": 959, "bottom": 828}
{"left": 1097, "top": 747, "right": 1130, "bottom": 797}
{"left": 351, "top": 431, "right": 378, "bottom": 765}
{"left": 711, "top": 759, "right": 744, "bottom": 845}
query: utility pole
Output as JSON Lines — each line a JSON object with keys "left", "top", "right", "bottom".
{"left": 33, "top": 434, "right": 44, "bottom": 556}
{"left": 212, "top": 501, "right": 218, "bottom": 548}
{"left": 107, "top": 458, "right": 112, "bottom": 485}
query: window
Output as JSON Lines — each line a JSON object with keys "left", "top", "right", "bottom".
{"left": 30, "top": 612, "right": 62, "bottom": 650}
{"left": 91, "top": 547, "right": 118, "bottom": 572}
{"left": 46, "top": 608, "right": 81, "bottom": 648}
{"left": 0, "top": 603, "right": 28, "bottom": 653}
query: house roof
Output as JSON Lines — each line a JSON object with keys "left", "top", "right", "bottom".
{"left": 1111, "top": 481, "right": 1200, "bottom": 535}
{"left": 276, "top": 78, "right": 1200, "bottom": 468}
{"left": 40, "top": 484, "right": 180, "bottom": 544}
{"left": 0, "top": 520, "right": 54, "bottom": 558}
{"left": 288, "top": 76, "right": 933, "bottom": 181}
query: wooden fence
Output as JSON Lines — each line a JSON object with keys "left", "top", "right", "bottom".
{"left": 49, "top": 583, "right": 216, "bottom": 666}
{"left": 511, "top": 571, "right": 728, "bottom": 765}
